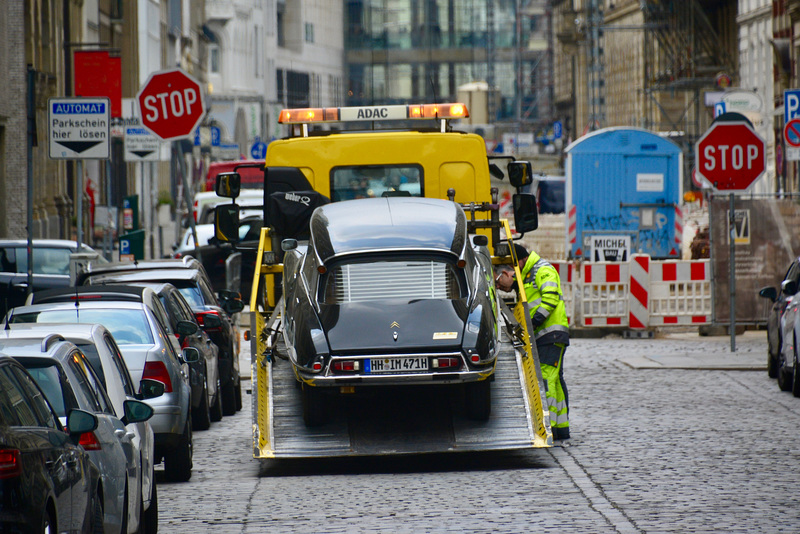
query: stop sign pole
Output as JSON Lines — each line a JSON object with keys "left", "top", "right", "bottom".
{"left": 136, "top": 69, "right": 206, "bottom": 258}
{"left": 694, "top": 120, "right": 766, "bottom": 352}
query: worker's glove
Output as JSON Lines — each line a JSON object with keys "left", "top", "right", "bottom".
{"left": 531, "top": 310, "right": 547, "bottom": 328}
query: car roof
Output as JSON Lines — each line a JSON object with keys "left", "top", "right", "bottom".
{"left": 79, "top": 256, "right": 206, "bottom": 282}
{"left": 30, "top": 284, "right": 155, "bottom": 304}
{"left": 86, "top": 269, "right": 202, "bottom": 284}
{"left": 310, "top": 197, "right": 467, "bottom": 263}
{"left": 2, "top": 322, "right": 108, "bottom": 342}
{"left": 0, "top": 335, "right": 77, "bottom": 359}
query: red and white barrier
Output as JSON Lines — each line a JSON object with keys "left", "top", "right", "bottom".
{"left": 554, "top": 255, "right": 712, "bottom": 329}
{"left": 649, "top": 259, "right": 711, "bottom": 326}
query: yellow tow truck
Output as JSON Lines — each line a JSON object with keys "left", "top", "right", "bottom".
{"left": 214, "top": 102, "right": 553, "bottom": 458}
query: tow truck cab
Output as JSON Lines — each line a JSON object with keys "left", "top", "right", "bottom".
{"left": 215, "top": 102, "right": 538, "bottom": 264}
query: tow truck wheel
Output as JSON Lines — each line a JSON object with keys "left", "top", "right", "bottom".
{"left": 465, "top": 379, "right": 492, "bottom": 421}
{"left": 301, "top": 383, "right": 326, "bottom": 427}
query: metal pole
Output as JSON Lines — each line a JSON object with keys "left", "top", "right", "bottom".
{"left": 729, "top": 193, "right": 736, "bottom": 352}
{"left": 26, "top": 66, "right": 35, "bottom": 297}
{"left": 76, "top": 159, "right": 83, "bottom": 250}
{"left": 104, "top": 158, "right": 112, "bottom": 260}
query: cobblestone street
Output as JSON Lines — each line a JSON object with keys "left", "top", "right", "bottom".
{"left": 155, "top": 330, "right": 800, "bottom": 533}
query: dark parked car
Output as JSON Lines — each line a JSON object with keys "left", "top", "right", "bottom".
{"left": 281, "top": 196, "right": 500, "bottom": 426}
{"left": 78, "top": 257, "right": 245, "bottom": 416}
{"left": 132, "top": 281, "right": 223, "bottom": 429}
{"left": 0, "top": 355, "right": 102, "bottom": 533}
{"left": 759, "top": 256, "right": 800, "bottom": 382}
{"left": 0, "top": 239, "right": 106, "bottom": 318}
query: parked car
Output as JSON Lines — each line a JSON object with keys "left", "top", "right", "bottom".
{"left": 779, "top": 281, "right": 800, "bottom": 397}
{"left": 5, "top": 285, "right": 199, "bottom": 482}
{"left": 0, "top": 335, "right": 155, "bottom": 533}
{"left": 188, "top": 188, "right": 263, "bottom": 227}
{"left": 281, "top": 196, "right": 500, "bottom": 426}
{"left": 79, "top": 258, "right": 244, "bottom": 416}
{"left": 1, "top": 321, "right": 161, "bottom": 532}
{"left": 128, "top": 281, "right": 223, "bottom": 429}
{"left": 0, "top": 238, "right": 106, "bottom": 318}
{"left": 759, "top": 256, "right": 800, "bottom": 381}
{"left": 0, "top": 355, "right": 102, "bottom": 533}
{"left": 175, "top": 216, "right": 264, "bottom": 298}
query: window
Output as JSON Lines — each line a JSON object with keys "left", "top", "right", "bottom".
{"left": 210, "top": 45, "right": 220, "bottom": 74}
{"left": 11, "top": 309, "right": 155, "bottom": 345}
{"left": 330, "top": 165, "right": 423, "bottom": 201}
{"left": 305, "top": 22, "right": 314, "bottom": 43}
{"left": 322, "top": 259, "right": 462, "bottom": 304}
{"left": 70, "top": 351, "right": 115, "bottom": 416}
{"left": 23, "top": 364, "right": 71, "bottom": 418}
{"left": 0, "top": 246, "right": 71, "bottom": 275}
{"left": 104, "top": 334, "right": 136, "bottom": 397}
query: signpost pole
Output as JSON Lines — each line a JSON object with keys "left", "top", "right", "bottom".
{"left": 729, "top": 193, "right": 736, "bottom": 352}
{"left": 76, "top": 159, "right": 83, "bottom": 249}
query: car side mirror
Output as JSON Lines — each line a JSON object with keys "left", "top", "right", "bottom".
{"left": 215, "top": 204, "right": 240, "bottom": 244}
{"left": 139, "top": 379, "right": 166, "bottom": 400}
{"left": 66, "top": 409, "right": 98, "bottom": 436}
{"left": 122, "top": 399, "right": 154, "bottom": 425}
{"left": 201, "top": 313, "right": 222, "bottom": 329}
{"left": 175, "top": 320, "right": 198, "bottom": 336}
{"left": 513, "top": 193, "right": 539, "bottom": 234}
{"left": 508, "top": 161, "right": 533, "bottom": 188}
{"left": 472, "top": 234, "right": 489, "bottom": 247}
{"left": 181, "top": 347, "right": 200, "bottom": 364}
{"left": 216, "top": 172, "right": 241, "bottom": 199}
{"left": 781, "top": 279, "right": 798, "bottom": 296}
{"left": 281, "top": 238, "right": 298, "bottom": 252}
{"left": 223, "top": 299, "right": 245, "bottom": 314}
{"left": 759, "top": 286, "right": 777, "bottom": 302}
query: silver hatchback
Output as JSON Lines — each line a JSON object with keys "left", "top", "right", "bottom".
{"left": 5, "top": 285, "right": 199, "bottom": 482}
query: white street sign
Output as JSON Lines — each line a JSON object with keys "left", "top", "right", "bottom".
{"left": 124, "top": 126, "right": 161, "bottom": 161}
{"left": 49, "top": 97, "right": 110, "bottom": 159}
{"left": 590, "top": 235, "right": 631, "bottom": 262}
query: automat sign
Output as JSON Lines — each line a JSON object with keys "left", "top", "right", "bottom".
{"left": 49, "top": 97, "right": 110, "bottom": 159}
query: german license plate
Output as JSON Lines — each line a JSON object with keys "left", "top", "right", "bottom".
{"left": 367, "top": 356, "right": 429, "bottom": 373}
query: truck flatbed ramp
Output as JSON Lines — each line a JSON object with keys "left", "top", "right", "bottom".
{"left": 251, "top": 302, "right": 551, "bottom": 459}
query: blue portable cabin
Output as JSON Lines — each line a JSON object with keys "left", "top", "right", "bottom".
{"left": 564, "top": 127, "right": 683, "bottom": 260}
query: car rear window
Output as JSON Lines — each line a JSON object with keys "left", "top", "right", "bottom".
{"left": 322, "top": 259, "right": 462, "bottom": 304}
{"left": 330, "top": 164, "right": 423, "bottom": 201}
{"left": 0, "top": 247, "right": 72, "bottom": 275}
{"left": 11, "top": 309, "right": 155, "bottom": 345}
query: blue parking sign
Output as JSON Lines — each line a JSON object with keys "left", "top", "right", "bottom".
{"left": 120, "top": 239, "right": 130, "bottom": 255}
{"left": 785, "top": 89, "right": 800, "bottom": 122}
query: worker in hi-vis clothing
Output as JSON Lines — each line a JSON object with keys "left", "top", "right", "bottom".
{"left": 496, "top": 243, "right": 570, "bottom": 440}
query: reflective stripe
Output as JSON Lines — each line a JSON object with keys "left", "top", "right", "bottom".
{"left": 535, "top": 324, "right": 569, "bottom": 339}
{"left": 540, "top": 281, "right": 558, "bottom": 289}
{"left": 529, "top": 298, "right": 542, "bottom": 307}
{"left": 538, "top": 308, "right": 551, "bottom": 318}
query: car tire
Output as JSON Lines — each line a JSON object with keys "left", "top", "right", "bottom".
{"left": 465, "top": 379, "right": 492, "bottom": 421}
{"left": 768, "top": 345, "right": 779, "bottom": 379}
{"left": 793, "top": 338, "right": 800, "bottom": 399}
{"left": 210, "top": 378, "right": 223, "bottom": 422}
{"left": 235, "top": 377, "right": 243, "bottom": 411}
{"left": 192, "top": 376, "right": 212, "bottom": 431}
{"left": 301, "top": 382, "right": 327, "bottom": 427}
{"left": 90, "top": 490, "right": 104, "bottom": 534}
{"left": 164, "top": 416, "right": 192, "bottom": 482}
{"left": 142, "top": 477, "right": 158, "bottom": 533}
{"left": 777, "top": 352, "right": 793, "bottom": 392}
{"left": 41, "top": 505, "right": 55, "bottom": 534}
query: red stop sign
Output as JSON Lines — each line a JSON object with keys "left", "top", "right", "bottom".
{"left": 695, "top": 121, "right": 765, "bottom": 192}
{"left": 136, "top": 68, "right": 205, "bottom": 141}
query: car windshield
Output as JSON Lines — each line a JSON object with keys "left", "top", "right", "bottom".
{"left": 321, "top": 259, "right": 462, "bottom": 304}
{"left": 330, "top": 164, "right": 423, "bottom": 201}
{"left": 0, "top": 247, "right": 72, "bottom": 275}
{"left": 11, "top": 309, "right": 155, "bottom": 345}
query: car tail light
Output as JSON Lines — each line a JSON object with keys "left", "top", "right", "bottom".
{"left": 142, "top": 361, "right": 173, "bottom": 392}
{"left": 193, "top": 200, "right": 199, "bottom": 222}
{"left": 79, "top": 432, "right": 102, "bottom": 451}
{"left": 432, "top": 357, "right": 460, "bottom": 369}
{"left": 194, "top": 311, "right": 222, "bottom": 333}
{"left": 332, "top": 360, "right": 360, "bottom": 372}
{"left": 312, "top": 361, "right": 323, "bottom": 371}
{"left": 470, "top": 354, "right": 480, "bottom": 363}
{"left": 0, "top": 449, "right": 21, "bottom": 479}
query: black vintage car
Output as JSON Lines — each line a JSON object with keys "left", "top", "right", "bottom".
{"left": 281, "top": 196, "right": 499, "bottom": 426}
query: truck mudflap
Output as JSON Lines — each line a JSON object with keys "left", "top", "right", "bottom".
{"left": 250, "top": 300, "right": 551, "bottom": 459}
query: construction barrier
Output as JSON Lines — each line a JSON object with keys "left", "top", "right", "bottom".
{"left": 551, "top": 255, "right": 711, "bottom": 329}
